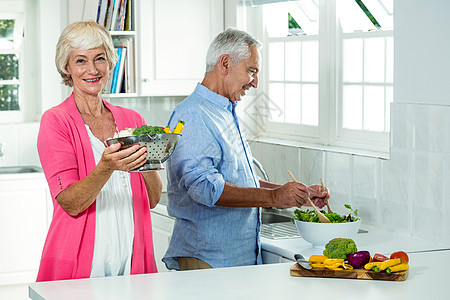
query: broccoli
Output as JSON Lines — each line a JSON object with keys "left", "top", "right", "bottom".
{"left": 132, "top": 125, "right": 165, "bottom": 135}
{"left": 323, "top": 238, "right": 357, "bottom": 259}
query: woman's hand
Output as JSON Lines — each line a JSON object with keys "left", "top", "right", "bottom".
{"left": 100, "top": 143, "right": 148, "bottom": 172}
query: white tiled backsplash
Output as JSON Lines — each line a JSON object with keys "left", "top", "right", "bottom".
{"left": 250, "top": 102, "right": 450, "bottom": 246}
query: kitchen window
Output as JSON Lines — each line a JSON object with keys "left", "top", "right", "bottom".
{"left": 0, "top": 4, "right": 24, "bottom": 123}
{"left": 247, "top": 0, "right": 393, "bottom": 154}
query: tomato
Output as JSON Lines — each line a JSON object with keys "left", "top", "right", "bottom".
{"left": 390, "top": 251, "right": 409, "bottom": 264}
{"left": 372, "top": 253, "right": 389, "bottom": 262}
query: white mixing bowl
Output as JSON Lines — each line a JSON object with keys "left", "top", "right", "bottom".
{"left": 294, "top": 219, "right": 361, "bottom": 248}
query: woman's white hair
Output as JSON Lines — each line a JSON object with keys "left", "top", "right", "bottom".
{"left": 55, "top": 21, "right": 118, "bottom": 87}
{"left": 205, "top": 28, "right": 261, "bottom": 73}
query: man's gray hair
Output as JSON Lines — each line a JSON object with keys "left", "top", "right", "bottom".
{"left": 205, "top": 28, "right": 261, "bottom": 73}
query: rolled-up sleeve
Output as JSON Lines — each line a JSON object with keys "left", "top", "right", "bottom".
{"left": 37, "top": 110, "right": 81, "bottom": 200}
{"left": 168, "top": 112, "right": 225, "bottom": 207}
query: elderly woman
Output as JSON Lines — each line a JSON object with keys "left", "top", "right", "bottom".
{"left": 36, "top": 21, "right": 161, "bottom": 282}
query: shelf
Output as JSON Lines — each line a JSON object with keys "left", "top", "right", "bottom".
{"left": 110, "top": 31, "right": 136, "bottom": 36}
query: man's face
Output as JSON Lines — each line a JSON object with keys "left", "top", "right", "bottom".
{"left": 224, "top": 45, "right": 260, "bottom": 103}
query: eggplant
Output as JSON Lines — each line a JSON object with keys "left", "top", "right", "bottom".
{"left": 347, "top": 250, "right": 371, "bottom": 269}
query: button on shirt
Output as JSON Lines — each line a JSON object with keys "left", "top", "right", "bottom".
{"left": 162, "top": 83, "right": 262, "bottom": 270}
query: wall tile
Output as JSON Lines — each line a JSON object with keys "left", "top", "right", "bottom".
{"left": 390, "top": 102, "right": 414, "bottom": 149}
{"left": 300, "top": 148, "right": 323, "bottom": 186}
{"left": 276, "top": 145, "right": 300, "bottom": 184}
{"left": 413, "top": 151, "right": 445, "bottom": 208}
{"left": 380, "top": 200, "right": 410, "bottom": 234}
{"left": 353, "top": 195, "right": 378, "bottom": 227}
{"left": 353, "top": 156, "right": 377, "bottom": 199}
{"left": 412, "top": 207, "right": 444, "bottom": 243}
{"left": 381, "top": 148, "right": 411, "bottom": 205}
{"left": 380, "top": 148, "right": 412, "bottom": 233}
{"left": 324, "top": 152, "right": 351, "bottom": 196}
{"left": 414, "top": 104, "right": 448, "bottom": 153}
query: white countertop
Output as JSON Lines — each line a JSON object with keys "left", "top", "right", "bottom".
{"left": 29, "top": 250, "right": 450, "bottom": 300}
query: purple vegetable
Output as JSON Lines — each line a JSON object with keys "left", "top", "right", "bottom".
{"left": 347, "top": 250, "right": 370, "bottom": 269}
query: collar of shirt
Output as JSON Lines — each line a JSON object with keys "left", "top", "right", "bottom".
{"left": 194, "top": 83, "right": 237, "bottom": 114}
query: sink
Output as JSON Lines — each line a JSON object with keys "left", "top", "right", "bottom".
{"left": 261, "top": 210, "right": 299, "bottom": 239}
{"left": 261, "top": 212, "right": 293, "bottom": 224}
{"left": 0, "top": 166, "right": 43, "bottom": 174}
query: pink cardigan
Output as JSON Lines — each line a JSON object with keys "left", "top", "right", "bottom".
{"left": 36, "top": 94, "right": 157, "bottom": 282}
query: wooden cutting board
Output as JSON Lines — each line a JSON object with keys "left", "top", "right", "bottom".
{"left": 290, "top": 263, "right": 408, "bottom": 281}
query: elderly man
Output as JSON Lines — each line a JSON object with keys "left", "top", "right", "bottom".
{"left": 162, "top": 28, "right": 329, "bottom": 271}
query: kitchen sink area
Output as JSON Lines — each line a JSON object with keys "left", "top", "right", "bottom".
{"left": 261, "top": 208, "right": 299, "bottom": 239}
{"left": 0, "top": 166, "right": 43, "bottom": 174}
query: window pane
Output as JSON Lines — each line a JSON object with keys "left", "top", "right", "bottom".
{"left": 285, "top": 83, "right": 301, "bottom": 124}
{"left": 285, "top": 41, "right": 301, "bottom": 81}
{"left": 385, "top": 36, "right": 393, "bottom": 83}
{"left": 343, "top": 85, "right": 362, "bottom": 129}
{"left": 268, "top": 83, "right": 285, "bottom": 122}
{"left": 0, "top": 19, "right": 15, "bottom": 48}
{"left": 364, "top": 37, "right": 385, "bottom": 82}
{"left": 269, "top": 42, "right": 284, "bottom": 81}
{"left": 343, "top": 39, "right": 363, "bottom": 82}
{"left": 364, "top": 86, "right": 384, "bottom": 131}
{"left": 301, "top": 40, "right": 318, "bottom": 81}
{"left": 302, "top": 83, "right": 318, "bottom": 125}
{"left": 0, "top": 54, "right": 19, "bottom": 80}
{"left": 0, "top": 84, "right": 19, "bottom": 111}
{"left": 337, "top": 0, "right": 376, "bottom": 33}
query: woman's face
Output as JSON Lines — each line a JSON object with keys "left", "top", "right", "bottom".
{"left": 66, "top": 46, "right": 110, "bottom": 97}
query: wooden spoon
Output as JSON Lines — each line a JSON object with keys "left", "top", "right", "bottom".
{"left": 321, "top": 178, "right": 333, "bottom": 214}
{"left": 288, "top": 171, "right": 331, "bottom": 223}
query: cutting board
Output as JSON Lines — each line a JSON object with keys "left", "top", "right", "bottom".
{"left": 290, "top": 263, "right": 408, "bottom": 281}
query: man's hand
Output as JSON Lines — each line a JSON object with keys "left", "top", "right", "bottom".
{"left": 271, "top": 181, "right": 311, "bottom": 208}
{"left": 305, "top": 184, "right": 330, "bottom": 209}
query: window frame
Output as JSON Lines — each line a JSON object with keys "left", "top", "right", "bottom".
{"left": 0, "top": 4, "right": 25, "bottom": 123}
{"left": 253, "top": 0, "right": 393, "bottom": 154}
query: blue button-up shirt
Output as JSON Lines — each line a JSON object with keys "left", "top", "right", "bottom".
{"left": 162, "top": 83, "right": 262, "bottom": 270}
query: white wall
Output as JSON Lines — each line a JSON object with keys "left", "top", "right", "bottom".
{"left": 395, "top": 0, "right": 450, "bottom": 105}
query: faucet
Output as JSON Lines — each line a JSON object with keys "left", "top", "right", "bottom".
{"left": 253, "top": 157, "right": 269, "bottom": 181}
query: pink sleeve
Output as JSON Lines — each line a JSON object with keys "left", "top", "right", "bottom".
{"left": 37, "top": 110, "right": 81, "bottom": 200}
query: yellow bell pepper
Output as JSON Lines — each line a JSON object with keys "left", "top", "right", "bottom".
{"left": 309, "top": 255, "right": 328, "bottom": 263}
{"left": 163, "top": 126, "right": 171, "bottom": 133}
{"left": 172, "top": 120, "right": 185, "bottom": 134}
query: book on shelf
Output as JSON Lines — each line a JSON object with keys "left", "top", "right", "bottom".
{"left": 112, "top": 38, "right": 135, "bottom": 93}
{"left": 105, "top": 0, "right": 115, "bottom": 30}
{"left": 96, "top": 0, "right": 132, "bottom": 31}
{"left": 110, "top": 47, "right": 126, "bottom": 94}
{"left": 97, "top": 0, "right": 109, "bottom": 26}
{"left": 115, "top": 46, "right": 127, "bottom": 93}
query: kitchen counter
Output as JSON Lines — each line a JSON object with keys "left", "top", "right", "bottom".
{"left": 29, "top": 250, "right": 450, "bottom": 300}
{"left": 261, "top": 224, "right": 450, "bottom": 261}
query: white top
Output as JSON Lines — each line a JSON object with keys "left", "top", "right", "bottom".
{"left": 86, "top": 125, "right": 134, "bottom": 278}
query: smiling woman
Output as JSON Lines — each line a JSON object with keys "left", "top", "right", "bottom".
{"left": 35, "top": 21, "right": 163, "bottom": 282}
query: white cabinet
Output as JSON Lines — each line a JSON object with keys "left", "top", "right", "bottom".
{"left": 151, "top": 208, "right": 175, "bottom": 272}
{"left": 138, "top": 0, "right": 224, "bottom": 96}
{"left": 261, "top": 250, "right": 294, "bottom": 264}
{"left": 0, "top": 173, "right": 51, "bottom": 285}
